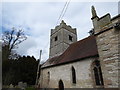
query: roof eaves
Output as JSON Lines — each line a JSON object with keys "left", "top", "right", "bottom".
{"left": 41, "top": 54, "right": 99, "bottom": 69}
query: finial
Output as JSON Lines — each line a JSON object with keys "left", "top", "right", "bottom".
{"left": 59, "top": 20, "right": 66, "bottom": 26}
{"left": 61, "top": 20, "right": 65, "bottom": 23}
{"left": 91, "top": 6, "right": 97, "bottom": 18}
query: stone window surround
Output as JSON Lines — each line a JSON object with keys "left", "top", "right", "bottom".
{"left": 91, "top": 59, "right": 104, "bottom": 88}
{"left": 55, "top": 36, "right": 58, "bottom": 41}
{"left": 47, "top": 71, "right": 50, "bottom": 84}
{"left": 69, "top": 35, "right": 73, "bottom": 41}
{"left": 71, "top": 66, "right": 76, "bottom": 84}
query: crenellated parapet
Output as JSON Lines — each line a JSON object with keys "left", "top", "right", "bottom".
{"left": 49, "top": 20, "right": 77, "bottom": 59}
{"left": 51, "top": 20, "right": 76, "bottom": 36}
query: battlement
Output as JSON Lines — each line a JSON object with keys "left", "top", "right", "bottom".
{"left": 97, "top": 13, "right": 111, "bottom": 28}
{"left": 91, "top": 6, "right": 120, "bottom": 35}
{"left": 49, "top": 20, "right": 77, "bottom": 59}
{"left": 51, "top": 20, "right": 76, "bottom": 36}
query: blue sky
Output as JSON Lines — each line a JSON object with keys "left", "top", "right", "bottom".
{"left": 1, "top": 1, "right": 118, "bottom": 62}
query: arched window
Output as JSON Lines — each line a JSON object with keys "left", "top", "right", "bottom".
{"left": 48, "top": 72, "right": 50, "bottom": 84}
{"left": 93, "top": 60, "right": 104, "bottom": 86}
{"left": 71, "top": 66, "right": 76, "bottom": 84}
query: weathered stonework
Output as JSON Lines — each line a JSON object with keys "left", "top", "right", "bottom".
{"left": 38, "top": 6, "right": 120, "bottom": 89}
{"left": 91, "top": 6, "right": 120, "bottom": 88}
{"left": 40, "top": 57, "right": 96, "bottom": 88}
{"left": 49, "top": 20, "right": 77, "bottom": 58}
{"left": 95, "top": 29, "right": 119, "bottom": 88}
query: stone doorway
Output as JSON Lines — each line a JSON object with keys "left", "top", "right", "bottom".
{"left": 59, "top": 80, "right": 64, "bottom": 90}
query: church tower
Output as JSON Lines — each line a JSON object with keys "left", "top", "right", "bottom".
{"left": 49, "top": 20, "right": 77, "bottom": 58}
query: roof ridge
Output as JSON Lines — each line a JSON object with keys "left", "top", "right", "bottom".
{"left": 42, "top": 35, "right": 98, "bottom": 68}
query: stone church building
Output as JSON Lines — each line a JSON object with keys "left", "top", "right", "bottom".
{"left": 38, "top": 6, "right": 120, "bottom": 89}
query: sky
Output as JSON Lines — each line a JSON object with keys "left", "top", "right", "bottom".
{"left": 1, "top": 1, "right": 119, "bottom": 62}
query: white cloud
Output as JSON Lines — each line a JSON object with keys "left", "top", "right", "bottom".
{"left": 17, "top": 35, "right": 50, "bottom": 61}
{"left": 2, "top": 2, "right": 118, "bottom": 62}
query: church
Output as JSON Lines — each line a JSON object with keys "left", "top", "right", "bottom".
{"left": 38, "top": 6, "right": 120, "bottom": 89}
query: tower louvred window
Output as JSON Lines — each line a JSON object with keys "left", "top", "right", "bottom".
{"left": 55, "top": 36, "right": 58, "bottom": 41}
{"left": 69, "top": 35, "right": 73, "bottom": 41}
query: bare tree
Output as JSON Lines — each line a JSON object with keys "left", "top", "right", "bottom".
{"left": 2, "top": 27, "right": 27, "bottom": 60}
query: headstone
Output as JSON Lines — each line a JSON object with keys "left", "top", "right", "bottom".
{"left": 18, "top": 82, "right": 27, "bottom": 90}
{"left": 18, "top": 82, "right": 24, "bottom": 89}
{"left": 23, "top": 82, "right": 27, "bottom": 88}
{"left": 9, "top": 84, "right": 14, "bottom": 88}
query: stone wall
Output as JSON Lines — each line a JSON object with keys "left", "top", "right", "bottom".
{"left": 95, "top": 28, "right": 119, "bottom": 88}
{"left": 49, "top": 20, "right": 77, "bottom": 58}
{"left": 92, "top": 13, "right": 120, "bottom": 88}
{"left": 40, "top": 57, "right": 97, "bottom": 88}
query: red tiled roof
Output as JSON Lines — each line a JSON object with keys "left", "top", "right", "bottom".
{"left": 42, "top": 35, "right": 98, "bottom": 68}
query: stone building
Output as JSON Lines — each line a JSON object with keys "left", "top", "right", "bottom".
{"left": 49, "top": 20, "right": 77, "bottom": 58}
{"left": 38, "top": 6, "right": 120, "bottom": 89}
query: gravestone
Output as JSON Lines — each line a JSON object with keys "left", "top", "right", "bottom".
{"left": 18, "top": 82, "right": 27, "bottom": 90}
{"left": 9, "top": 84, "right": 14, "bottom": 88}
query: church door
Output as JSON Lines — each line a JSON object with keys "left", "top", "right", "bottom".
{"left": 59, "top": 80, "right": 64, "bottom": 90}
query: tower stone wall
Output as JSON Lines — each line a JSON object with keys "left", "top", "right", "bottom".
{"left": 49, "top": 20, "right": 77, "bottom": 58}
{"left": 91, "top": 6, "right": 120, "bottom": 88}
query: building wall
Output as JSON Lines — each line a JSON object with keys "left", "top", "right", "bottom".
{"left": 40, "top": 57, "right": 97, "bottom": 88}
{"left": 39, "top": 7, "right": 120, "bottom": 88}
{"left": 92, "top": 12, "right": 120, "bottom": 88}
{"left": 96, "top": 28, "right": 119, "bottom": 88}
{"left": 49, "top": 21, "right": 77, "bottom": 58}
